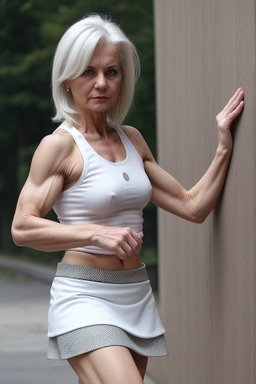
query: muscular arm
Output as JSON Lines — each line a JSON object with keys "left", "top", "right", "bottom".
{"left": 124, "top": 88, "right": 244, "bottom": 223}
{"left": 11, "top": 131, "right": 142, "bottom": 257}
{"left": 11, "top": 132, "right": 86, "bottom": 251}
{"left": 145, "top": 145, "right": 232, "bottom": 223}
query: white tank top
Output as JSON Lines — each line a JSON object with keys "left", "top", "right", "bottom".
{"left": 53, "top": 122, "right": 152, "bottom": 254}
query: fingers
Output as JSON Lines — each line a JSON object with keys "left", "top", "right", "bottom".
{"left": 228, "top": 98, "right": 244, "bottom": 120}
{"left": 118, "top": 229, "right": 143, "bottom": 260}
{"left": 223, "top": 88, "right": 243, "bottom": 113}
{"left": 216, "top": 88, "right": 244, "bottom": 129}
{"left": 94, "top": 225, "right": 143, "bottom": 260}
{"left": 226, "top": 88, "right": 244, "bottom": 115}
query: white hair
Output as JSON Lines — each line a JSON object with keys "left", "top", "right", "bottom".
{"left": 52, "top": 14, "right": 140, "bottom": 126}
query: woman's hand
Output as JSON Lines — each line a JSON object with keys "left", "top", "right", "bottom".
{"left": 92, "top": 225, "right": 143, "bottom": 260}
{"left": 216, "top": 88, "right": 244, "bottom": 151}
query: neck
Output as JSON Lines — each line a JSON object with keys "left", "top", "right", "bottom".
{"left": 73, "top": 111, "right": 110, "bottom": 137}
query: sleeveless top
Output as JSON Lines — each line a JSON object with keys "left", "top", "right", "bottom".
{"left": 53, "top": 122, "right": 152, "bottom": 254}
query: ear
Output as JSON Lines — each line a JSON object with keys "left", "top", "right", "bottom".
{"left": 64, "top": 81, "right": 70, "bottom": 90}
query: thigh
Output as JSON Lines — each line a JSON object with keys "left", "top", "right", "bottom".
{"left": 68, "top": 346, "right": 146, "bottom": 384}
{"left": 130, "top": 349, "right": 148, "bottom": 378}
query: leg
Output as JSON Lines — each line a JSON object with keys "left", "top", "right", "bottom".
{"left": 130, "top": 349, "right": 148, "bottom": 379}
{"left": 68, "top": 346, "right": 145, "bottom": 384}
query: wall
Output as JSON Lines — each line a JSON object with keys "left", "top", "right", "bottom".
{"left": 150, "top": 1, "right": 256, "bottom": 383}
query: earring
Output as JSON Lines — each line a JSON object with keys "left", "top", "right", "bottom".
{"left": 66, "top": 88, "right": 70, "bottom": 92}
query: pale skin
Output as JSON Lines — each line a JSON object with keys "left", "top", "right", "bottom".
{"left": 11, "top": 43, "right": 244, "bottom": 383}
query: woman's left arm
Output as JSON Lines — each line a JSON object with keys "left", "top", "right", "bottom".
{"left": 142, "top": 88, "right": 244, "bottom": 223}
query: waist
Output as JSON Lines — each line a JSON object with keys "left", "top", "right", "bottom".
{"left": 62, "top": 250, "right": 143, "bottom": 271}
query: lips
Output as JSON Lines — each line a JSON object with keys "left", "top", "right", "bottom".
{"left": 92, "top": 96, "right": 108, "bottom": 101}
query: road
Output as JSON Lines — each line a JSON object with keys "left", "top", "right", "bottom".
{"left": 0, "top": 268, "right": 77, "bottom": 384}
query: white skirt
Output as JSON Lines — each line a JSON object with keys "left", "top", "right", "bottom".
{"left": 47, "top": 263, "right": 168, "bottom": 360}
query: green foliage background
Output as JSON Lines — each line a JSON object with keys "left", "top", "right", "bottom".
{"left": 0, "top": 0, "right": 157, "bottom": 264}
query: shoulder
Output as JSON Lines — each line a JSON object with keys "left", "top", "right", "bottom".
{"left": 121, "top": 125, "right": 153, "bottom": 161}
{"left": 36, "top": 129, "right": 74, "bottom": 161}
{"left": 121, "top": 125, "right": 143, "bottom": 141}
{"left": 30, "top": 129, "right": 75, "bottom": 179}
{"left": 42, "top": 128, "right": 74, "bottom": 153}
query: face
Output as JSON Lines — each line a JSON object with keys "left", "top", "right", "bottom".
{"left": 66, "top": 43, "right": 122, "bottom": 117}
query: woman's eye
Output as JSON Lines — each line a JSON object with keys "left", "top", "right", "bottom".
{"left": 83, "top": 69, "right": 94, "bottom": 76}
{"left": 107, "top": 69, "right": 118, "bottom": 76}
{"left": 82, "top": 68, "right": 118, "bottom": 76}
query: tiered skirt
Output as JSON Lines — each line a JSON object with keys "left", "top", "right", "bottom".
{"left": 47, "top": 263, "right": 168, "bottom": 360}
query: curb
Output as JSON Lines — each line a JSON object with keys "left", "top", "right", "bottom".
{"left": 0, "top": 256, "right": 55, "bottom": 284}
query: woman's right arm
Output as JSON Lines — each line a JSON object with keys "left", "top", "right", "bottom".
{"left": 11, "top": 133, "right": 141, "bottom": 257}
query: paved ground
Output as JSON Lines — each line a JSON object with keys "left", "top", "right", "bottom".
{"left": 0, "top": 268, "right": 77, "bottom": 384}
{"left": 0, "top": 257, "right": 156, "bottom": 384}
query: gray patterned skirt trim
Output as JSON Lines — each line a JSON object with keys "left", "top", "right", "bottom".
{"left": 47, "top": 263, "right": 169, "bottom": 360}
{"left": 47, "top": 324, "right": 168, "bottom": 360}
{"left": 55, "top": 262, "right": 149, "bottom": 284}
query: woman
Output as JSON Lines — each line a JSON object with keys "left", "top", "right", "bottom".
{"left": 11, "top": 14, "right": 244, "bottom": 384}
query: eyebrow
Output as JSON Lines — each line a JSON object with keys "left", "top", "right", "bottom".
{"left": 86, "top": 64, "right": 120, "bottom": 69}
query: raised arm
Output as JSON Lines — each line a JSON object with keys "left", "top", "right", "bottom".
{"left": 126, "top": 88, "right": 244, "bottom": 223}
{"left": 150, "top": 88, "right": 244, "bottom": 222}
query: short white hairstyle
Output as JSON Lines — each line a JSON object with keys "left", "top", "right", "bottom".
{"left": 52, "top": 14, "right": 140, "bottom": 126}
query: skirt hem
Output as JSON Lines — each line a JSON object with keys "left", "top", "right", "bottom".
{"left": 47, "top": 324, "right": 169, "bottom": 360}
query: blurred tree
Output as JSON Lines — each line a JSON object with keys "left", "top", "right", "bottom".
{"left": 0, "top": 0, "right": 157, "bottom": 258}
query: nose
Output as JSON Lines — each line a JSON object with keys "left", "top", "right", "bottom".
{"left": 95, "top": 73, "right": 107, "bottom": 90}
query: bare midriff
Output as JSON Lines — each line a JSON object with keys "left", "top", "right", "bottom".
{"left": 61, "top": 250, "right": 143, "bottom": 271}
